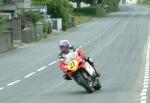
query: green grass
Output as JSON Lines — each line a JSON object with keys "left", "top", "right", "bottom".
{"left": 74, "top": 15, "right": 93, "bottom": 25}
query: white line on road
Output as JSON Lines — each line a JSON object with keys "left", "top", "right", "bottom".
{"left": 0, "top": 87, "right": 4, "bottom": 90}
{"left": 79, "top": 45, "right": 83, "bottom": 48}
{"left": 88, "top": 41, "right": 91, "bottom": 43}
{"left": 24, "top": 72, "right": 36, "bottom": 78}
{"left": 37, "top": 66, "right": 47, "bottom": 72}
{"left": 84, "top": 43, "right": 87, "bottom": 46}
{"left": 140, "top": 35, "right": 150, "bottom": 103}
{"left": 7, "top": 80, "right": 21, "bottom": 86}
{"left": 48, "top": 61, "right": 57, "bottom": 66}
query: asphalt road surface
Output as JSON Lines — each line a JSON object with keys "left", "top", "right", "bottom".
{"left": 0, "top": 5, "right": 150, "bottom": 103}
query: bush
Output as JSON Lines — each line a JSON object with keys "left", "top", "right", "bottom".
{"left": 42, "top": 20, "right": 49, "bottom": 33}
{"left": 102, "top": 0, "right": 120, "bottom": 12}
{"left": 74, "top": 6, "right": 106, "bottom": 17}
{"left": 21, "top": 11, "right": 44, "bottom": 29}
{"left": 22, "top": 11, "right": 43, "bottom": 24}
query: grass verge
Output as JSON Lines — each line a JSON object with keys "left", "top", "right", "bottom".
{"left": 74, "top": 15, "right": 93, "bottom": 25}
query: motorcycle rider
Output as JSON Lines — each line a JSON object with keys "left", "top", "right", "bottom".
{"left": 58, "top": 40, "right": 100, "bottom": 80}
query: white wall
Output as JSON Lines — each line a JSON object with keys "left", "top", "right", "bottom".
{"left": 126, "top": 0, "right": 137, "bottom": 4}
{"left": 70, "top": 2, "right": 90, "bottom": 8}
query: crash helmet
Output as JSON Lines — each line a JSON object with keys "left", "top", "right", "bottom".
{"left": 59, "top": 40, "right": 70, "bottom": 54}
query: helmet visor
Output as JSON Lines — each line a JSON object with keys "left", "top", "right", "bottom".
{"left": 59, "top": 45, "right": 66, "bottom": 51}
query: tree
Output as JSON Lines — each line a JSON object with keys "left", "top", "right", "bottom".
{"left": 102, "top": 0, "right": 120, "bottom": 12}
{"left": 33, "top": 0, "right": 73, "bottom": 30}
{"left": 69, "top": 0, "right": 81, "bottom": 8}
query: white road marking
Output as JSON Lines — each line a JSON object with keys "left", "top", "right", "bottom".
{"left": 48, "top": 61, "right": 57, "bottom": 66}
{"left": 24, "top": 72, "right": 36, "bottom": 78}
{"left": 143, "top": 82, "right": 149, "bottom": 85}
{"left": 0, "top": 87, "right": 4, "bottom": 90}
{"left": 141, "top": 96, "right": 147, "bottom": 100}
{"left": 140, "top": 101, "right": 146, "bottom": 103}
{"left": 84, "top": 43, "right": 87, "bottom": 46}
{"left": 37, "top": 66, "right": 47, "bottom": 72}
{"left": 88, "top": 41, "right": 91, "bottom": 43}
{"left": 79, "top": 45, "right": 83, "bottom": 48}
{"left": 7, "top": 80, "right": 21, "bottom": 86}
{"left": 140, "top": 35, "right": 150, "bottom": 103}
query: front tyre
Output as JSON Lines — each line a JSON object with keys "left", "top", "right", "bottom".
{"left": 93, "top": 78, "right": 101, "bottom": 90}
{"left": 77, "top": 74, "right": 93, "bottom": 93}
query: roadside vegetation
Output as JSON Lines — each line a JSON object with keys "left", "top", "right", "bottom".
{"left": 1, "top": 0, "right": 121, "bottom": 33}
{"left": 33, "top": 0, "right": 73, "bottom": 31}
{"left": 21, "top": 11, "right": 44, "bottom": 29}
{"left": 73, "top": 0, "right": 120, "bottom": 25}
{"left": 74, "top": 15, "right": 93, "bottom": 25}
{"left": 138, "top": 0, "right": 150, "bottom": 4}
{"left": 32, "top": 0, "right": 120, "bottom": 30}
{"left": 102, "top": 0, "right": 120, "bottom": 12}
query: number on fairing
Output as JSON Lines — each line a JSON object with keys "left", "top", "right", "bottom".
{"left": 68, "top": 60, "right": 78, "bottom": 71}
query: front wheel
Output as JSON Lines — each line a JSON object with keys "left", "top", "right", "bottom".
{"left": 93, "top": 78, "right": 101, "bottom": 90}
{"left": 77, "top": 74, "right": 93, "bottom": 93}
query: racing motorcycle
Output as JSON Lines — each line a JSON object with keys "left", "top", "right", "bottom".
{"left": 59, "top": 51, "right": 101, "bottom": 93}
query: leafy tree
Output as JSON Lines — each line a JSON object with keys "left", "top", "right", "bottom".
{"left": 69, "top": 0, "right": 81, "bottom": 8}
{"left": 102, "top": 0, "right": 120, "bottom": 12}
{"left": 33, "top": 0, "right": 73, "bottom": 30}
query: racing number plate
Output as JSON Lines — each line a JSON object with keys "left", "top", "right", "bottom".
{"left": 67, "top": 60, "right": 79, "bottom": 71}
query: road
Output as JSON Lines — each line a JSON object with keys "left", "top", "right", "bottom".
{"left": 0, "top": 5, "right": 150, "bottom": 103}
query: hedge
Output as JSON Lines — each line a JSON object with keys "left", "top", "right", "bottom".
{"left": 74, "top": 6, "right": 106, "bottom": 17}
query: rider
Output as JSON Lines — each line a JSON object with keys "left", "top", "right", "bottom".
{"left": 58, "top": 40, "right": 100, "bottom": 80}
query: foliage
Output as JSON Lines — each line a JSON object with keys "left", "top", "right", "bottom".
{"left": 138, "top": 0, "right": 150, "bottom": 4}
{"left": 74, "top": 15, "right": 92, "bottom": 25}
{"left": 3, "top": 0, "right": 13, "bottom": 4}
{"left": 42, "top": 20, "right": 49, "bottom": 33}
{"left": 21, "top": 11, "right": 43, "bottom": 29}
{"left": 74, "top": 6, "right": 105, "bottom": 16}
{"left": 102, "top": 0, "right": 120, "bottom": 12}
{"left": 33, "top": 0, "right": 73, "bottom": 30}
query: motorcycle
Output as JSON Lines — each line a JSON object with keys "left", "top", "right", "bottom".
{"left": 59, "top": 51, "right": 101, "bottom": 93}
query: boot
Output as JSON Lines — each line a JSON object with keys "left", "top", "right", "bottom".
{"left": 63, "top": 74, "right": 72, "bottom": 80}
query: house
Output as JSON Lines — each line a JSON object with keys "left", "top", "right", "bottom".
{"left": 0, "top": 0, "right": 32, "bottom": 48}
{"left": 0, "top": 0, "right": 32, "bottom": 8}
